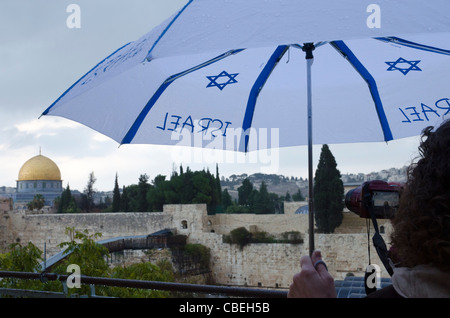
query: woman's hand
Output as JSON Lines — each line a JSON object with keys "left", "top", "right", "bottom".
{"left": 288, "top": 250, "right": 336, "bottom": 298}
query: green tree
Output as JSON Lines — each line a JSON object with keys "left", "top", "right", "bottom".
{"left": 285, "top": 191, "right": 291, "bottom": 202}
{"left": 192, "top": 170, "right": 211, "bottom": 205}
{"left": 120, "top": 185, "right": 130, "bottom": 211}
{"left": 0, "top": 242, "right": 43, "bottom": 273}
{"left": 84, "top": 171, "right": 97, "bottom": 212}
{"left": 147, "top": 175, "right": 167, "bottom": 211}
{"left": 123, "top": 184, "right": 139, "bottom": 211}
{"left": 313, "top": 144, "right": 344, "bottom": 233}
{"left": 58, "top": 185, "right": 69, "bottom": 213}
{"left": 57, "top": 184, "right": 79, "bottom": 213}
{"left": 237, "top": 178, "right": 253, "bottom": 206}
{"left": 180, "top": 167, "right": 194, "bottom": 203}
{"left": 270, "top": 192, "right": 284, "bottom": 214}
{"left": 56, "top": 227, "right": 110, "bottom": 277}
{"left": 164, "top": 173, "right": 182, "bottom": 205}
{"left": 65, "top": 197, "right": 79, "bottom": 213}
{"left": 54, "top": 227, "right": 110, "bottom": 296}
{"left": 222, "top": 189, "right": 233, "bottom": 211}
{"left": 292, "top": 189, "right": 305, "bottom": 201}
{"left": 0, "top": 229, "right": 177, "bottom": 298}
{"left": 27, "top": 194, "right": 45, "bottom": 210}
{"left": 226, "top": 203, "right": 249, "bottom": 213}
{"left": 252, "top": 181, "right": 272, "bottom": 214}
{"left": 0, "top": 242, "right": 44, "bottom": 291}
{"left": 138, "top": 174, "right": 150, "bottom": 212}
{"left": 146, "top": 167, "right": 222, "bottom": 213}
{"left": 108, "top": 262, "right": 174, "bottom": 298}
{"left": 112, "top": 173, "right": 121, "bottom": 212}
{"left": 213, "top": 164, "right": 222, "bottom": 208}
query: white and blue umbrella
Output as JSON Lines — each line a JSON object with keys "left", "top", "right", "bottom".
{"left": 41, "top": 0, "right": 450, "bottom": 253}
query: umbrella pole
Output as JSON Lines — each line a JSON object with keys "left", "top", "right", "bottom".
{"left": 303, "top": 43, "right": 315, "bottom": 256}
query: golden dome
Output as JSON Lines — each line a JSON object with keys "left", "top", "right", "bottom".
{"left": 18, "top": 154, "right": 61, "bottom": 181}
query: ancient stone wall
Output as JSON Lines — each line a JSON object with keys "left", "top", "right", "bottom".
{"left": 0, "top": 210, "right": 173, "bottom": 256}
{"left": 0, "top": 203, "right": 393, "bottom": 288}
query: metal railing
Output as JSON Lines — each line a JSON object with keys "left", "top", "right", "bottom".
{"left": 0, "top": 271, "right": 288, "bottom": 298}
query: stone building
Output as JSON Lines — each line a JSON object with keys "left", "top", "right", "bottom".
{"left": 12, "top": 152, "right": 63, "bottom": 208}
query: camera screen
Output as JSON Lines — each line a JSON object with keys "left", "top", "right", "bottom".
{"left": 371, "top": 191, "right": 399, "bottom": 219}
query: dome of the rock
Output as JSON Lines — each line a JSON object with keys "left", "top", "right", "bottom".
{"left": 18, "top": 154, "right": 61, "bottom": 181}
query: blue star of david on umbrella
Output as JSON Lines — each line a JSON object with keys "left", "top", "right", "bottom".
{"left": 206, "top": 71, "right": 239, "bottom": 90}
{"left": 385, "top": 57, "right": 422, "bottom": 75}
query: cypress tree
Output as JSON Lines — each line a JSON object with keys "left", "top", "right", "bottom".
{"left": 292, "top": 188, "right": 305, "bottom": 201}
{"left": 84, "top": 171, "right": 97, "bottom": 213}
{"left": 58, "top": 184, "right": 72, "bottom": 213}
{"left": 138, "top": 174, "right": 150, "bottom": 212}
{"left": 112, "top": 173, "right": 121, "bottom": 212}
{"left": 215, "top": 164, "right": 222, "bottom": 206}
{"left": 120, "top": 186, "right": 130, "bottom": 212}
{"left": 313, "top": 144, "right": 344, "bottom": 233}
{"left": 285, "top": 191, "right": 291, "bottom": 202}
{"left": 253, "top": 181, "right": 272, "bottom": 214}
{"left": 222, "top": 189, "right": 232, "bottom": 210}
{"left": 237, "top": 178, "right": 253, "bottom": 206}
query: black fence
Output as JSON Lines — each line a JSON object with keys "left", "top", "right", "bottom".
{"left": 0, "top": 271, "right": 288, "bottom": 298}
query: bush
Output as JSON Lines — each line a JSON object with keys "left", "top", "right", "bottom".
{"left": 226, "top": 204, "right": 249, "bottom": 214}
{"left": 251, "top": 231, "right": 276, "bottom": 243}
{"left": 183, "top": 244, "right": 211, "bottom": 269}
{"left": 0, "top": 242, "right": 45, "bottom": 292}
{"left": 0, "top": 228, "right": 178, "bottom": 298}
{"left": 108, "top": 262, "right": 174, "bottom": 298}
{"left": 280, "top": 231, "right": 304, "bottom": 244}
{"left": 224, "top": 227, "right": 252, "bottom": 248}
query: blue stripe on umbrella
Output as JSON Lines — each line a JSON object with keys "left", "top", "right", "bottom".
{"left": 240, "top": 45, "right": 289, "bottom": 152}
{"left": 331, "top": 40, "right": 393, "bottom": 142}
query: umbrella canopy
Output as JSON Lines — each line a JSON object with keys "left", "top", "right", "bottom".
{"left": 41, "top": 0, "right": 450, "bottom": 253}
{"left": 42, "top": 0, "right": 450, "bottom": 150}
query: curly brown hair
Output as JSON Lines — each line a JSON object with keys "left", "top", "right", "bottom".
{"left": 391, "top": 120, "right": 450, "bottom": 272}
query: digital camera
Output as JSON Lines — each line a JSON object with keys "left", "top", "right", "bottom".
{"left": 345, "top": 180, "right": 403, "bottom": 219}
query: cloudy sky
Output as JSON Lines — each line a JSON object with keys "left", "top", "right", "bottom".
{"left": 0, "top": 0, "right": 422, "bottom": 192}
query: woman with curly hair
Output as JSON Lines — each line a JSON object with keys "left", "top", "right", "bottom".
{"left": 382, "top": 120, "right": 450, "bottom": 297}
{"left": 288, "top": 120, "right": 450, "bottom": 298}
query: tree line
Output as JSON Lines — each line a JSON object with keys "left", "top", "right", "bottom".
{"left": 55, "top": 166, "right": 224, "bottom": 214}
{"left": 54, "top": 144, "right": 344, "bottom": 233}
{"left": 224, "top": 178, "right": 305, "bottom": 214}
{"left": 54, "top": 165, "right": 306, "bottom": 215}
{"left": 118, "top": 165, "right": 222, "bottom": 213}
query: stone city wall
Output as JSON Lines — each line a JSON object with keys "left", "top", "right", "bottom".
{"left": 204, "top": 202, "right": 309, "bottom": 235}
{"left": 0, "top": 203, "right": 392, "bottom": 288}
{"left": 0, "top": 210, "right": 172, "bottom": 256}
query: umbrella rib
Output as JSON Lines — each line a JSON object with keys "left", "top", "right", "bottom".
{"left": 330, "top": 41, "right": 393, "bottom": 142}
{"left": 240, "top": 45, "right": 289, "bottom": 152}
{"left": 375, "top": 37, "right": 450, "bottom": 56}
{"left": 162, "top": 49, "right": 245, "bottom": 84}
{"left": 40, "top": 42, "right": 133, "bottom": 118}
{"left": 120, "top": 49, "right": 245, "bottom": 145}
{"left": 145, "top": 0, "right": 194, "bottom": 61}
